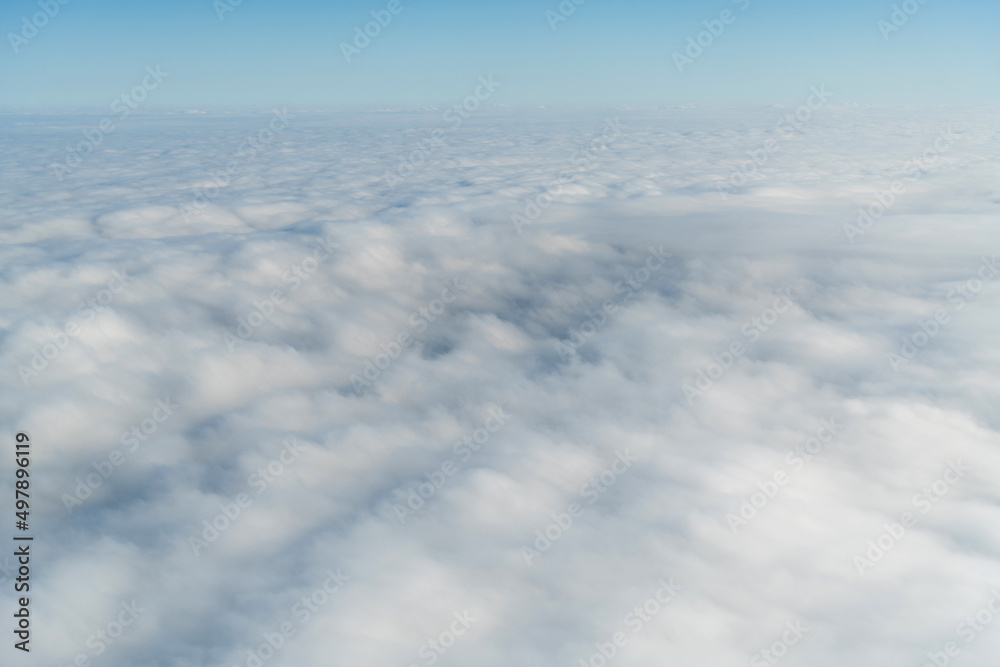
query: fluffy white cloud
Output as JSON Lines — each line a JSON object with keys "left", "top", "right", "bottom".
{"left": 1, "top": 107, "right": 999, "bottom": 667}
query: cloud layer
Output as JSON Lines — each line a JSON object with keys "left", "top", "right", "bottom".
{"left": 2, "top": 107, "right": 999, "bottom": 667}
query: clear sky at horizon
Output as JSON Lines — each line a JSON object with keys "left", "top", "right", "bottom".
{"left": 0, "top": 0, "right": 996, "bottom": 109}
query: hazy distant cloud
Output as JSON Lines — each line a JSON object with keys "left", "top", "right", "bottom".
{"left": 1, "top": 108, "right": 999, "bottom": 667}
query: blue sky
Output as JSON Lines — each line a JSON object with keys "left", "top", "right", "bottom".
{"left": 0, "top": 0, "right": 996, "bottom": 108}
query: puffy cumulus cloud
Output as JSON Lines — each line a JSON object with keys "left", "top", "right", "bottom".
{"left": 0, "top": 107, "right": 999, "bottom": 667}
